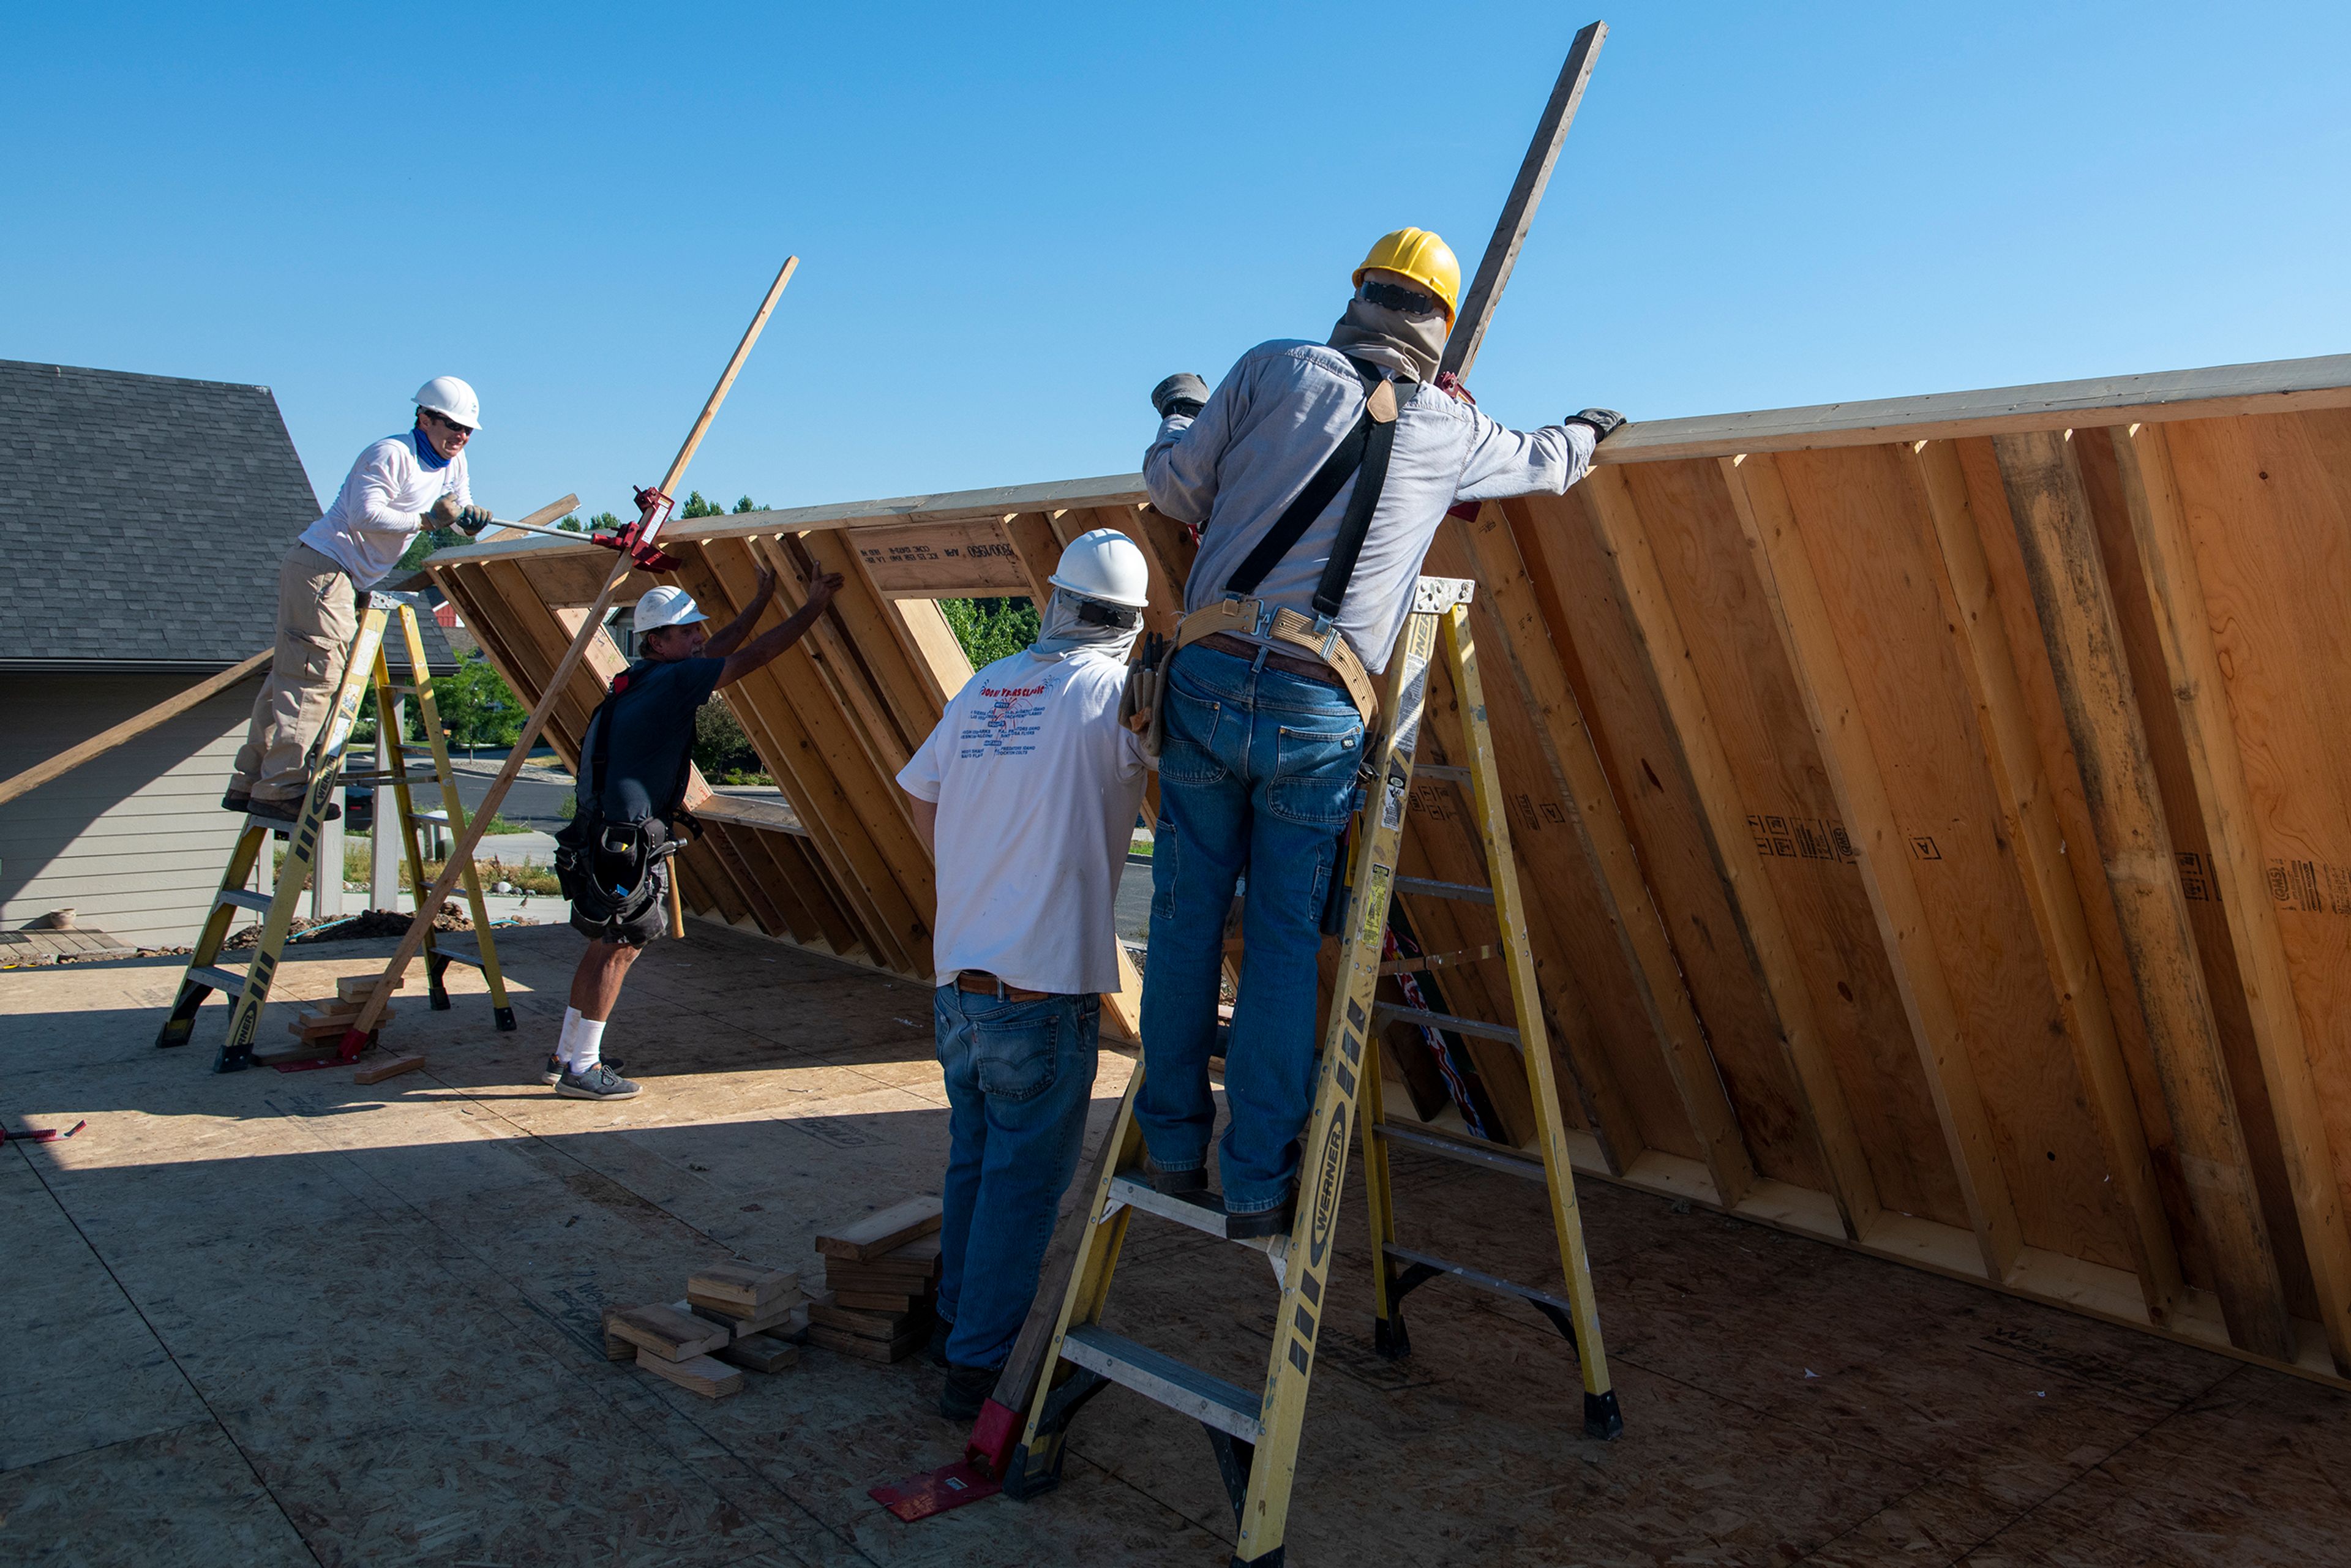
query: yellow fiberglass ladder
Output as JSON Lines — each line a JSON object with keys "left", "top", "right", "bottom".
{"left": 1007, "top": 575, "right": 1621, "bottom": 1566}
{"left": 155, "top": 593, "right": 515, "bottom": 1072}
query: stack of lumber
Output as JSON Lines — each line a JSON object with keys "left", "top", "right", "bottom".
{"left": 601, "top": 1261, "right": 806, "bottom": 1397}
{"left": 268, "top": 974, "right": 424, "bottom": 1080}
{"left": 291, "top": 973, "right": 401, "bottom": 1045}
{"left": 809, "top": 1196, "right": 943, "bottom": 1363}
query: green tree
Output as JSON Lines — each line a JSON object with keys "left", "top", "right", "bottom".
{"left": 434, "top": 652, "right": 525, "bottom": 750}
{"left": 396, "top": 525, "right": 464, "bottom": 572}
{"left": 692, "top": 703, "right": 765, "bottom": 781}
{"left": 940, "top": 596, "right": 1039, "bottom": 667}
{"left": 733, "top": 495, "right": 761, "bottom": 513}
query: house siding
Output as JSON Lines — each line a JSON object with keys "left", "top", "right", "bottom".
{"left": 1, "top": 672, "right": 263, "bottom": 948}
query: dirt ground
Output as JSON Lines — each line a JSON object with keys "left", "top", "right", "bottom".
{"left": 4, "top": 919, "right": 2347, "bottom": 1567}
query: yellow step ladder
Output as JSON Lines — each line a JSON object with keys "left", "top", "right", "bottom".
{"left": 1008, "top": 576, "right": 1621, "bottom": 1565}
{"left": 156, "top": 594, "right": 516, "bottom": 1071}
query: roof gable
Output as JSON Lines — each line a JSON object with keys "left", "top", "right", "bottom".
{"left": 0, "top": 359, "right": 320, "bottom": 665}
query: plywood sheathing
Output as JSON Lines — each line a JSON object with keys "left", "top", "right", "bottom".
{"left": 428, "top": 353, "right": 2351, "bottom": 1381}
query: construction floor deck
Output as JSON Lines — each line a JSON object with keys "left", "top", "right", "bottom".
{"left": 4, "top": 920, "right": 2347, "bottom": 1567}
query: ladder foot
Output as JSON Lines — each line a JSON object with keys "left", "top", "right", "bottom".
{"left": 493, "top": 1005, "right": 517, "bottom": 1032}
{"left": 1373, "top": 1313, "right": 1412, "bottom": 1360}
{"left": 214, "top": 1049, "right": 255, "bottom": 1075}
{"left": 1231, "top": 1550, "right": 1286, "bottom": 1567}
{"left": 1583, "top": 1387, "right": 1624, "bottom": 1441}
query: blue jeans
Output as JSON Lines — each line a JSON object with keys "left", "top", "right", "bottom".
{"left": 1138, "top": 643, "right": 1364, "bottom": 1214}
{"left": 934, "top": 986, "right": 1101, "bottom": 1371}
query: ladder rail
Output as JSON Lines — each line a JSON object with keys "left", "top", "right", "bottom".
{"left": 1226, "top": 585, "right": 1453, "bottom": 1562}
{"left": 1433, "top": 601, "right": 1616, "bottom": 1417}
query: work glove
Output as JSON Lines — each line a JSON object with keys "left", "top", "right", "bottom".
{"left": 456, "top": 505, "right": 494, "bottom": 536}
{"left": 427, "top": 493, "right": 463, "bottom": 528}
{"left": 1562, "top": 408, "right": 1627, "bottom": 443}
{"left": 1151, "top": 373, "right": 1210, "bottom": 420}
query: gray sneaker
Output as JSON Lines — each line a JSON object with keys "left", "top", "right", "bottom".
{"left": 542, "top": 1053, "right": 624, "bottom": 1086}
{"left": 557, "top": 1062, "right": 642, "bottom": 1100}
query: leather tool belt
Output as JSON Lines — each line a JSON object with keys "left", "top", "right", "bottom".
{"left": 1171, "top": 596, "right": 1381, "bottom": 725}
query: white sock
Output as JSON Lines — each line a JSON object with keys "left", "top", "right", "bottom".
{"left": 572, "top": 1017, "right": 607, "bottom": 1071}
{"left": 557, "top": 1007, "right": 583, "bottom": 1066}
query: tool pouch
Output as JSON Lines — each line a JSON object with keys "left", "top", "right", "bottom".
{"left": 1123, "top": 633, "right": 1171, "bottom": 760}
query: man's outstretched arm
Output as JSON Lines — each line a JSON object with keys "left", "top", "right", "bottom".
{"left": 703, "top": 563, "right": 777, "bottom": 658}
{"left": 716, "top": 569, "right": 845, "bottom": 688}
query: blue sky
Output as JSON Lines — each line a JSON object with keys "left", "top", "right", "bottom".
{"left": 7, "top": 2, "right": 2346, "bottom": 520}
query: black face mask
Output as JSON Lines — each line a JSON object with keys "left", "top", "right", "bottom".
{"left": 1075, "top": 599, "right": 1139, "bottom": 629}
{"left": 1360, "top": 279, "right": 1441, "bottom": 317}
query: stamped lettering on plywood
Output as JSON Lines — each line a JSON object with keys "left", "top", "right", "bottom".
{"left": 2268, "top": 855, "right": 2351, "bottom": 916}
{"left": 855, "top": 520, "right": 1033, "bottom": 599}
{"left": 1748, "top": 811, "right": 1858, "bottom": 865}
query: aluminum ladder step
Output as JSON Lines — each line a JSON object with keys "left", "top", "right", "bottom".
{"left": 1058, "top": 1324, "right": 1262, "bottom": 1443}
{"left": 1380, "top": 1242, "right": 1583, "bottom": 1322}
{"left": 1373, "top": 1002, "right": 1522, "bottom": 1047}
{"left": 186, "top": 964, "right": 247, "bottom": 998}
{"left": 1103, "top": 1174, "right": 1287, "bottom": 1258}
{"left": 1392, "top": 874, "right": 1494, "bottom": 906}
{"left": 1372, "top": 1120, "right": 1546, "bottom": 1182}
{"left": 213, "top": 888, "right": 274, "bottom": 913}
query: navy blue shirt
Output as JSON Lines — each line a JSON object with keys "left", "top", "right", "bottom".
{"left": 577, "top": 656, "right": 726, "bottom": 825}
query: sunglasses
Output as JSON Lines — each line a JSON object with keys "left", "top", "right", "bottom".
{"left": 1360, "top": 279, "right": 1441, "bottom": 317}
{"left": 422, "top": 409, "right": 474, "bottom": 434}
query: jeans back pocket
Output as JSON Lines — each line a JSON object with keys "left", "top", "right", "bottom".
{"left": 1268, "top": 720, "right": 1362, "bottom": 825}
{"left": 972, "top": 999, "right": 1064, "bottom": 1103}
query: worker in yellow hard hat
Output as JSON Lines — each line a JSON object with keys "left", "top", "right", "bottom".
{"left": 1131, "top": 229, "right": 1622, "bottom": 1238}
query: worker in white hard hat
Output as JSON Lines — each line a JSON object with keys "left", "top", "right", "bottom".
{"left": 896, "top": 527, "right": 1152, "bottom": 1419}
{"left": 226, "top": 377, "right": 498, "bottom": 823}
{"left": 546, "top": 564, "right": 844, "bottom": 1101}
{"left": 1133, "top": 229, "right": 1625, "bottom": 1237}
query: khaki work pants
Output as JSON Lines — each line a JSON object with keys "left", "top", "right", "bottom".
{"left": 232, "top": 543, "right": 359, "bottom": 803}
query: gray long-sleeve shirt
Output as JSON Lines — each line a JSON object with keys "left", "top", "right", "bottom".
{"left": 1144, "top": 340, "right": 1594, "bottom": 672}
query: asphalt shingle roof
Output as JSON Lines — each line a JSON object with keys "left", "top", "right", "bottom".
{"left": 1, "top": 358, "right": 324, "bottom": 666}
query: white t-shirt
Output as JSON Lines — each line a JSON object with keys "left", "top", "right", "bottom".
{"left": 897, "top": 645, "right": 1147, "bottom": 996}
{"left": 298, "top": 429, "right": 471, "bottom": 586}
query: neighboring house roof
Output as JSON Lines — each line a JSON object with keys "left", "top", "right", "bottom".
{"left": 0, "top": 358, "right": 453, "bottom": 673}
{"left": 1, "top": 358, "right": 313, "bottom": 669}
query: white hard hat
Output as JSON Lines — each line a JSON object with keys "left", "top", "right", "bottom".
{"left": 1048, "top": 527, "right": 1150, "bottom": 609}
{"left": 414, "top": 375, "right": 482, "bottom": 431}
{"left": 634, "top": 585, "right": 708, "bottom": 632}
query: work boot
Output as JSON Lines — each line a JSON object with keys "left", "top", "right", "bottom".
{"left": 220, "top": 789, "right": 252, "bottom": 814}
{"left": 926, "top": 1314, "right": 954, "bottom": 1369}
{"left": 1224, "top": 1191, "right": 1296, "bottom": 1241}
{"left": 557, "top": 1062, "right": 642, "bottom": 1101}
{"left": 940, "top": 1362, "right": 997, "bottom": 1422}
{"left": 1146, "top": 1157, "right": 1208, "bottom": 1197}
{"left": 247, "top": 796, "right": 339, "bottom": 825}
{"left": 541, "top": 1053, "right": 624, "bottom": 1086}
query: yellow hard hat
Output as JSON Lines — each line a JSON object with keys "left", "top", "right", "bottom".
{"left": 1354, "top": 228, "right": 1461, "bottom": 322}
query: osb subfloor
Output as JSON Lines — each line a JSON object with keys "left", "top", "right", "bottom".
{"left": 4, "top": 921, "right": 2347, "bottom": 1567}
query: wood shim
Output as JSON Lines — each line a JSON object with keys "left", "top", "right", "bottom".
{"left": 636, "top": 1348, "right": 743, "bottom": 1398}
{"left": 429, "top": 351, "right": 2351, "bottom": 1388}
{"left": 688, "top": 1264, "right": 798, "bottom": 1310}
{"left": 352, "top": 1052, "right": 424, "bottom": 1086}
{"left": 608, "top": 1305, "right": 730, "bottom": 1363}
{"left": 717, "top": 1334, "right": 800, "bottom": 1374}
{"left": 816, "top": 1196, "right": 943, "bottom": 1262}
